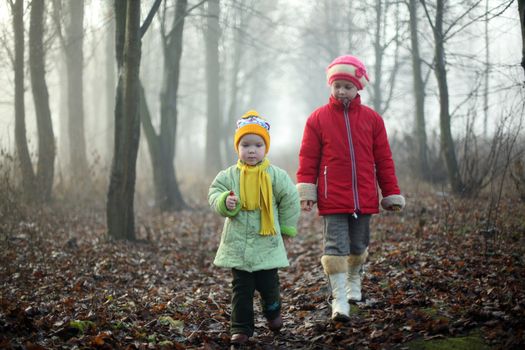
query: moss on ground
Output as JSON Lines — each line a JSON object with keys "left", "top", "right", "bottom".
{"left": 405, "top": 331, "right": 491, "bottom": 350}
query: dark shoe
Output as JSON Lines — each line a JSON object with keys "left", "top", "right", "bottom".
{"left": 267, "top": 314, "right": 283, "bottom": 332}
{"left": 332, "top": 312, "right": 350, "bottom": 323}
{"left": 230, "top": 333, "right": 249, "bottom": 345}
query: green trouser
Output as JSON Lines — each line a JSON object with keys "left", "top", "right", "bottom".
{"left": 231, "top": 268, "right": 281, "bottom": 336}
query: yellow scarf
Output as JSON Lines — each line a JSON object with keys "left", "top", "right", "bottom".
{"left": 237, "top": 158, "right": 275, "bottom": 235}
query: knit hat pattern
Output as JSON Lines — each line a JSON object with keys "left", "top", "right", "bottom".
{"left": 326, "top": 55, "right": 369, "bottom": 90}
{"left": 234, "top": 110, "right": 271, "bottom": 154}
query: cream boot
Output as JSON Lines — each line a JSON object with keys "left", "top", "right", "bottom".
{"left": 321, "top": 255, "right": 350, "bottom": 322}
{"left": 347, "top": 250, "right": 368, "bottom": 301}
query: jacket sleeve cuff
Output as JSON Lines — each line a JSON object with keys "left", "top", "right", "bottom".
{"left": 296, "top": 183, "right": 317, "bottom": 202}
{"left": 216, "top": 191, "right": 241, "bottom": 217}
{"left": 281, "top": 226, "right": 297, "bottom": 237}
{"left": 380, "top": 194, "right": 405, "bottom": 210}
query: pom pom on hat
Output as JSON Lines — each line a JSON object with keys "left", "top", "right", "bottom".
{"left": 234, "top": 110, "right": 271, "bottom": 154}
{"left": 326, "top": 55, "right": 369, "bottom": 90}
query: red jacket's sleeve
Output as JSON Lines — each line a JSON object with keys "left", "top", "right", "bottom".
{"left": 297, "top": 112, "right": 322, "bottom": 185}
{"left": 372, "top": 114, "right": 400, "bottom": 197}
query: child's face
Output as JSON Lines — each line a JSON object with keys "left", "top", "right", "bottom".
{"left": 331, "top": 80, "right": 358, "bottom": 103}
{"left": 238, "top": 134, "right": 266, "bottom": 165}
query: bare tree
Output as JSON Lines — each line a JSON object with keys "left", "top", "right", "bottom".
{"left": 9, "top": 0, "right": 35, "bottom": 199}
{"left": 298, "top": 1, "right": 359, "bottom": 111}
{"left": 483, "top": 0, "right": 490, "bottom": 136}
{"left": 105, "top": 2, "right": 116, "bottom": 165}
{"left": 370, "top": 0, "right": 402, "bottom": 116}
{"left": 29, "top": 0, "right": 55, "bottom": 202}
{"left": 207, "top": 0, "right": 280, "bottom": 167}
{"left": 421, "top": 0, "right": 464, "bottom": 194}
{"left": 52, "top": 0, "right": 89, "bottom": 182}
{"left": 205, "top": 0, "right": 222, "bottom": 176}
{"left": 222, "top": 2, "right": 246, "bottom": 166}
{"left": 518, "top": 0, "right": 525, "bottom": 78}
{"left": 65, "top": 1, "right": 88, "bottom": 180}
{"left": 419, "top": 0, "right": 517, "bottom": 193}
{"left": 106, "top": 0, "right": 162, "bottom": 239}
{"left": 107, "top": 0, "right": 142, "bottom": 240}
{"left": 57, "top": 43, "right": 68, "bottom": 174}
{"left": 140, "top": 0, "right": 188, "bottom": 211}
{"left": 408, "top": 0, "right": 430, "bottom": 180}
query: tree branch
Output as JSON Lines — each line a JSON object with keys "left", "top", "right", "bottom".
{"left": 50, "top": 0, "right": 66, "bottom": 49}
{"left": 419, "top": 0, "right": 435, "bottom": 32}
{"left": 445, "top": 0, "right": 514, "bottom": 40}
{"left": 441, "top": 0, "right": 483, "bottom": 40}
{"left": 140, "top": 0, "right": 162, "bottom": 38}
{"left": 168, "top": 0, "right": 208, "bottom": 39}
{"left": 0, "top": 30, "right": 14, "bottom": 66}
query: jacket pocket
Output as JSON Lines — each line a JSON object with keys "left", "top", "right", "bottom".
{"left": 318, "top": 164, "right": 355, "bottom": 210}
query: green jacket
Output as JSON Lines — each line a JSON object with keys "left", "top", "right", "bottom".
{"left": 208, "top": 163, "right": 300, "bottom": 272}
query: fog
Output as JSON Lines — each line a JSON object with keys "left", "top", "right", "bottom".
{"left": 0, "top": 0, "right": 523, "bottom": 203}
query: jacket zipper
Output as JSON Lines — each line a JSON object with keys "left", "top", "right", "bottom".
{"left": 343, "top": 101, "right": 360, "bottom": 218}
{"left": 324, "top": 166, "right": 328, "bottom": 199}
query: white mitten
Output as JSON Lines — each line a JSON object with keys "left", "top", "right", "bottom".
{"left": 296, "top": 183, "right": 317, "bottom": 202}
{"left": 380, "top": 194, "right": 405, "bottom": 211}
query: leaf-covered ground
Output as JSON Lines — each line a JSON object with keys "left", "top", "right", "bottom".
{"left": 1, "top": 192, "right": 525, "bottom": 349}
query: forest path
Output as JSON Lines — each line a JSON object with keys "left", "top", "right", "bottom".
{"left": 1, "top": 193, "right": 524, "bottom": 349}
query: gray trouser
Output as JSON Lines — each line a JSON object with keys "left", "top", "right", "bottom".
{"left": 323, "top": 214, "right": 371, "bottom": 256}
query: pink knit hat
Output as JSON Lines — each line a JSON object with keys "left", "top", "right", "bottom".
{"left": 326, "top": 55, "right": 369, "bottom": 90}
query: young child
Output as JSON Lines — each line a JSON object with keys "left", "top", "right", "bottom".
{"left": 296, "top": 55, "right": 405, "bottom": 322}
{"left": 208, "top": 110, "right": 300, "bottom": 346}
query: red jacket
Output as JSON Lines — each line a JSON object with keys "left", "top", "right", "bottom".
{"left": 297, "top": 95, "right": 400, "bottom": 215}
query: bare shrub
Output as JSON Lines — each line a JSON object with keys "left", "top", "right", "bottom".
{"left": 0, "top": 150, "right": 28, "bottom": 240}
{"left": 394, "top": 130, "right": 448, "bottom": 185}
{"left": 52, "top": 151, "right": 109, "bottom": 211}
{"left": 511, "top": 155, "right": 525, "bottom": 202}
{"left": 457, "top": 107, "right": 523, "bottom": 198}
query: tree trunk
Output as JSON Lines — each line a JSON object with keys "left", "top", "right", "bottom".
{"left": 65, "top": 0, "right": 89, "bottom": 181}
{"left": 483, "top": 0, "right": 490, "bottom": 137}
{"left": 153, "top": 0, "right": 187, "bottom": 210}
{"left": 139, "top": 82, "right": 162, "bottom": 201}
{"left": 223, "top": 5, "right": 245, "bottom": 167}
{"left": 372, "top": 0, "right": 383, "bottom": 113}
{"left": 107, "top": 0, "right": 141, "bottom": 240}
{"left": 322, "top": 1, "right": 340, "bottom": 61}
{"left": 105, "top": 1, "right": 115, "bottom": 166}
{"left": 519, "top": 0, "right": 525, "bottom": 79}
{"left": 29, "top": 0, "right": 55, "bottom": 202}
{"left": 369, "top": 0, "right": 399, "bottom": 116}
{"left": 408, "top": 0, "right": 430, "bottom": 180}
{"left": 58, "top": 50, "right": 68, "bottom": 175}
{"left": 12, "top": 0, "right": 35, "bottom": 198}
{"left": 433, "top": 0, "right": 463, "bottom": 194}
{"left": 139, "top": 83, "right": 185, "bottom": 212}
{"left": 205, "top": 0, "right": 222, "bottom": 176}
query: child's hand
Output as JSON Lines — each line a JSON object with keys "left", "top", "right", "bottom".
{"left": 380, "top": 195, "right": 405, "bottom": 211}
{"left": 389, "top": 204, "right": 402, "bottom": 212}
{"left": 282, "top": 234, "right": 292, "bottom": 248}
{"left": 301, "top": 200, "right": 314, "bottom": 211}
{"left": 226, "top": 191, "right": 238, "bottom": 210}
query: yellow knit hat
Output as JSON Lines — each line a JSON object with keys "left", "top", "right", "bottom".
{"left": 234, "top": 110, "right": 271, "bottom": 154}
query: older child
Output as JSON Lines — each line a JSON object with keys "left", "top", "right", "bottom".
{"left": 296, "top": 55, "right": 405, "bottom": 322}
{"left": 209, "top": 110, "right": 300, "bottom": 346}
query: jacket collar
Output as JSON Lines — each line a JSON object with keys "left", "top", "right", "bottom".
{"left": 329, "top": 94, "right": 361, "bottom": 110}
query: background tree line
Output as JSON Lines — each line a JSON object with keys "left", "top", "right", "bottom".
{"left": 0, "top": 0, "right": 524, "bottom": 240}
